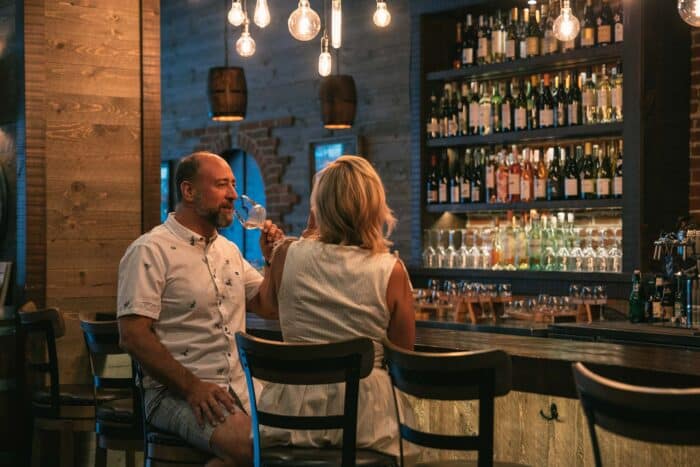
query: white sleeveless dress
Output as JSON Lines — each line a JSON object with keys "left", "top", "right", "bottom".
{"left": 257, "top": 238, "right": 417, "bottom": 460}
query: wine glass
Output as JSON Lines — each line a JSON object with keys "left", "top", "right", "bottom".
{"left": 235, "top": 194, "right": 267, "bottom": 229}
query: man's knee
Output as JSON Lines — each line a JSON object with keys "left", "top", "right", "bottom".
{"left": 210, "top": 411, "right": 252, "bottom": 463}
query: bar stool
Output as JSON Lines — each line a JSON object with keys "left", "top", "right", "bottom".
{"left": 235, "top": 331, "right": 398, "bottom": 467}
{"left": 383, "top": 339, "right": 528, "bottom": 467}
{"left": 79, "top": 313, "right": 142, "bottom": 467}
{"left": 18, "top": 305, "right": 118, "bottom": 467}
{"left": 572, "top": 362, "right": 700, "bottom": 467}
{"left": 132, "top": 364, "right": 210, "bottom": 467}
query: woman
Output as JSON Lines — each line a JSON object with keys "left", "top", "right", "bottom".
{"left": 257, "top": 155, "right": 416, "bottom": 461}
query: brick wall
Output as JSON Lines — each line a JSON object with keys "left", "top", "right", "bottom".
{"left": 691, "top": 30, "right": 700, "bottom": 214}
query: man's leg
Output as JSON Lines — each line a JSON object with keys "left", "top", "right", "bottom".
{"left": 209, "top": 411, "right": 253, "bottom": 467}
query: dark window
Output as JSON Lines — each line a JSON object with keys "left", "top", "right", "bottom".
{"left": 160, "top": 162, "right": 172, "bottom": 223}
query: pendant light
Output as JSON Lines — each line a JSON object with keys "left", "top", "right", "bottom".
{"left": 331, "top": 0, "right": 342, "bottom": 48}
{"left": 553, "top": 0, "right": 581, "bottom": 41}
{"left": 228, "top": 0, "right": 245, "bottom": 26}
{"left": 373, "top": 1, "right": 391, "bottom": 27}
{"left": 209, "top": 0, "right": 247, "bottom": 121}
{"left": 678, "top": 0, "right": 700, "bottom": 26}
{"left": 289, "top": 0, "right": 321, "bottom": 41}
{"left": 253, "top": 0, "right": 271, "bottom": 28}
{"left": 319, "top": 74, "right": 356, "bottom": 129}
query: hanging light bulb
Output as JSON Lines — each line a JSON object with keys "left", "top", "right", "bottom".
{"left": 331, "top": 0, "right": 342, "bottom": 49}
{"left": 318, "top": 34, "right": 332, "bottom": 77}
{"left": 679, "top": 0, "right": 700, "bottom": 26}
{"left": 373, "top": 1, "right": 391, "bottom": 28}
{"left": 236, "top": 19, "right": 256, "bottom": 57}
{"left": 288, "top": 0, "right": 321, "bottom": 41}
{"left": 553, "top": 0, "right": 581, "bottom": 41}
{"left": 528, "top": 0, "right": 537, "bottom": 5}
{"left": 254, "top": 0, "right": 271, "bottom": 28}
{"left": 228, "top": 0, "right": 245, "bottom": 26}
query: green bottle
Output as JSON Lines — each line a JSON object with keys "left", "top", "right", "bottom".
{"left": 629, "top": 270, "right": 645, "bottom": 323}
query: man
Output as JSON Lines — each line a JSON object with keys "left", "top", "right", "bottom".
{"left": 118, "top": 151, "right": 282, "bottom": 467}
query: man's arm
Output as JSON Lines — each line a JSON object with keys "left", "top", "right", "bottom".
{"left": 247, "top": 238, "right": 293, "bottom": 319}
{"left": 119, "top": 315, "right": 235, "bottom": 426}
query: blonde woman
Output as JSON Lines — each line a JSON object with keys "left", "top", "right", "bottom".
{"left": 257, "top": 155, "right": 416, "bottom": 461}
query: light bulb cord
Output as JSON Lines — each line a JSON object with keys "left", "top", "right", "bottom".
{"left": 224, "top": 0, "right": 229, "bottom": 66}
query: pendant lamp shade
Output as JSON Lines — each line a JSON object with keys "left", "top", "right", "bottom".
{"left": 319, "top": 75, "right": 356, "bottom": 129}
{"left": 208, "top": 66, "right": 247, "bottom": 121}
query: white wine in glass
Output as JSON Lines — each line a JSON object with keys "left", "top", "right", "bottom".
{"left": 234, "top": 194, "right": 266, "bottom": 230}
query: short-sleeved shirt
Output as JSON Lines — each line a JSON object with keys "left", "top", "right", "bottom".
{"left": 117, "top": 213, "right": 262, "bottom": 410}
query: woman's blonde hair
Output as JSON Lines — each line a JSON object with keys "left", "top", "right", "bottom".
{"left": 310, "top": 155, "right": 396, "bottom": 253}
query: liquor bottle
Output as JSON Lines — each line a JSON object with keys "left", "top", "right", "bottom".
{"left": 440, "top": 84, "right": 450, "bottom": 137}
{"left": 449, "top": 151, "right": 461, "bottom": 204}
{"left": 581, "top": 0, "right": 596, "bottom": 48}
{"left": 614, "top": 2, "right": 624, "bottom": 43}
{"left": 468, "top": 81, "right": 480, "bottom": 135}
{"left": 496, "top": 151, "right": 510, "bottom": 203}
{"left": 427, "top": 153, "right": 439, "bottom": 204}
{"left": 516, "top": 214, "right": 529, "bottom": 270}
{"left": 629, "top": 270, "right": 644, "bottom": 323}
{"left": 651, "top": 276, "right": 663, "bottom": 321}
{"left": 613, "top": 139, "right": 623, "bottom": 198}
{"left": 580, "top": 142, "right": 596, "bottom": 199}
{"left": 582, "top": 71, "right": 597, "bottom": 124}
{"left": 527, "top": 75, "right": 539, "bottom": 130}
{"left": 596, "top": 64, "right": 612, "bottom": 123}
{"left": 596, "top": 142, "right": 612, "bottom": 199}
{"left": 597, "top": 0, "right": 614, "bottom": 46}
{"left": 674, "top": 272, "right": 685, "bottom": 324}
{"left": 564, "top": 145, "right": 580, "bottom": 200}
{"left": 508, "top": 146, "right": 522, "bottom": 202}
{"left": 537, "top": 73, "right": 554, "bottom": 128}
{"left": 427, "top": 90, "right": 440, "bottom": 139}
{"left": 506, "top": 8, "right": 519, "bottom": 61}
{"left": 449, "top": 82, "right": 460, "bottom": 136}
{"left": 492, "top": 10, "right": 507, "bottom": 63}
{"left": 514, "top": 79, "right": 528, "bottom": 131}
{"left": 568, "top": 71, "right": 582, "bottom": 126}
{"left": 479, "top": 82, "right": 493, "bottom": 135}
{"left": 459, "top": 82, "right": 469, "bottom": 136}
{"left": 521, "top": 148, "right": 534, "bottom": 202}
{"left": 502, "top": 80, "right": 514, "bottom": 132}
{"left": 477, "top": 15, "right": 492, "bottom": 65}
{"left": 453, "top": 22, "right": 463, "bottom": 69}
{"left": 554, "top": 73, "right": 568, "bottom": 127}
{"left": 526, "top": 7, "right": 541, "bottom": 57}
{"left": 611, "top": 64, "right": 623, "bottom": 122}
{"left": 528, "top": 211, "right": 543, "bottom": 270}
{"left": 485, "top": 150, "right": 498, "bottom": 203}
{"left": 438, "top": 150, "right": 449, "bottom": 203}
{"left": 542, "top": 1, "right": 558, "bottom": 55}
{"left": 492, "top": 83, "right": 503, "bottom": 133}
{"left": 463, "top": 14, "right": 477, "bottom": 67}
{"left": 533, "top": 149, "right": 548, "bottom": 200}
{"left": 461, "top": 148, "right": 472, "bottom": 203}
{"left": 471, "top": 149, "right": 484, "bottom": 203}
{"left": 546, "top": 147, "right": 562, "bottom": 200}
{"left": 518, "top": 8, "right": 529, "bottom": 59}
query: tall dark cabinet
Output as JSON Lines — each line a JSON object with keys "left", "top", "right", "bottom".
{"left": 408, "top": 0, "right": 690, "bottom": 298}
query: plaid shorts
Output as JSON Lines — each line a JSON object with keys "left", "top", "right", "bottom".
{"left": 145, "top": 386, "right": 245, "bottom": 453}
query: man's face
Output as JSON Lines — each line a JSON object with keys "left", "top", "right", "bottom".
{"left": 192, "top": 156, "right": 238, "bottom": 228}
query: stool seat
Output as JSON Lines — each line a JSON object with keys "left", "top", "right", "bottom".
{"left": 96, "top": 397, "right": 134, "bottom": 425}
{"left": 261, "top": 446, "right": 397, "bottom": 467}
{"left": 33, "top": 384, "right": 118, "bottom": 406}
{"left": 146, "top": 428, "right": 211, "bottom": 464}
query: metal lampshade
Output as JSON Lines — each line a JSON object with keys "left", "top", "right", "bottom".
{"left": 208, "top": 66, "right": 247, "bottom": 121}
{"left": 319, "top": 75, "right": 356, "bottom": 129}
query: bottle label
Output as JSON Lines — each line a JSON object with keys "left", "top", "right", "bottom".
{"left": 568, "top": 102, "right": 580, "bottom": 124}
{"left": 461, "top": 181, "right": 470, "bottom": 200}
{"left": 492, "top": 31, "right": 506, "bottom": 55}
{"left": 557, "top": 103, "right": 566, "bottom": 126}
{"left": 448, "top": 116, "right": 458, "bottom": 137}
{"left": 459, "top": 108, "right": 468, "bottom": 135}
{"left": 519, "top": 40, "right": 527, "bottom": 60}
{"left": 653, "top": 302, "right": 662, "bottom": 319}
{"left": 521, "top": 179, "right": 532, "bottom": 200}
{"left": 478, "top": 37, "right": 489, "bottom": 58}
{"left": 480, "top": 104, "right": 492, "bottom": 133}
{"left": 427, "top": 188, "right": 438, "bottom": 203}
{"left": 462, "top": 48, "right": 474, "bottom": 65}
{"left": 506, "top": 40, "right": 516, "bottom": 59}
{"left": 469, "top": 102, "right": 480, "bottom": 129}
{"left": 597, "top": 25, "right": 611, "bottom": 43}
{"left": 583, "top": 90, "right": 595, "bottom": 107}
{"left": 515, "top": 108, "right": 527, "bottom": 129}
{"left": 439, "top": 184, "right": 448, "bottom": 203}
{"left": 582, "top": 179, "right": 594, "bottom": 194}
{"left": 612, "top": 87, "right": 622, "bottom": 111}
{"left": 565, "top": 178, "right": 578, "bottom": 196}
{"left": 451, "top": 185, "right": 460, "bottom": 203}
{"left": 508, "top": 173, "right": 521, "bottom": 194}
{"left": 472, "top": 185, "right": 480, "bottom": 201}
{"left": 526, "top": 37, "right": 539, "bottom": 56}
{"left": 597, "top": 88, "right": 610, "bottom": 109}
{"left": 534, "top": 179, "right": 547, "bottom": 199}
{"left": 486, "top": 166, "right": 495, "bottom": 189}
{"left": 441, "top": 117, "right": 449, "bottom": 138}
{"left": 614, "top": 22, "right": 623, "bottom": 42}
{"left": 497, "top": 172, "right": 509, "bottom": 202}
{"left": 546, "top": 33, "right": 558, "bottom": 54}
{"left": 562, "top": 39, "right": 575, "bottom": 51}
{"left": 596, "top": 178, "right": 610, "bottom": 196}
{"left": 540, "top": 108, "right": 554, "bottom": 127}
{"left": 614, "top": 176, "right": 623, "bottom": 195}
{"left": 502, "top": 103, "right": 512, "bottom": 130}
{"left": 529, "top": 238, "right": 542, "bottom": 256}
{"left": 582, "top": 27, "right": 595, "bottom": 46}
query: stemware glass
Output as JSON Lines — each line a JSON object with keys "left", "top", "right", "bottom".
{"left": 595, "top": 229, "right": 609, "bottom": 273}
{"left": 607, "top": 235, "right": 623, "bottom": 273}
{"left": 457, "top": 229, "right": 469, "bottom": 269}
{"left": 467, "top": 230, "right": 481, "bottom": 269}
{"left": 568, "top": 228, "right": 584, "bottom": 272}
{"left": 422, "top": 229, "right": 438, "bottom": 268}
{"left": 445, "top": 230, "right": 458, "bottom": 269}
{"left": 235, "top": 194, "right": 267, "bottom": 229}
{"left": 436, "top": 230, "right": 448, "bottom": 268}
{"left": 581, "top": 228, "right": 596, "bottom": 272}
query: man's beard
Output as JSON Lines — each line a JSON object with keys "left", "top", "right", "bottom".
{"left": 195, "top": 198, "right": 233, "bottom": 228}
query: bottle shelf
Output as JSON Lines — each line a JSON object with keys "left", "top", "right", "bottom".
{"left": 410, "top": 267, "right": 628, "bottom": 283}
{"left": 425, "top": 43, "right": 624, "bottom": 83}
{"left": 425, "top": 122, "right": 623, "bottom": 148}
{"left": 426, "top": 197, "right": 623, "bottom": 214}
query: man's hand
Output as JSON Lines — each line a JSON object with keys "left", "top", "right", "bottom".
{"left": 260, "top": 220, "right": 284, "bottom": 261}
{"left": 186, "top": 380, "right": 237, "bottom": 427}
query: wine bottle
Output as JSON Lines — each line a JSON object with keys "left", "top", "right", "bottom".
{"left": 614, "top": 2, "right": 624, "bottom": 43}
{"left": 479, "top": 82, "right": 493, "bottom": 135}
{"left": 527, "top": 75, "right": 539, "bottom": 130}
{"left": 580, "top": 142, "right": 596, "bottom": 199}
{"left": 438, "top": 150, "right": 449, "bottom": 203}
{"left": 463, "top": 14, "right": 477, "bottom": 67}
{"left": 468, "top": 81, "right": 480, "bottom": 135}
{"left": 581, "top": 0, "right": 596, "bottom": 48}
{"left": 526, "top": 7, "right": 541, "bottom": 57}
{"left": 506, "top": 8, "right": 518, "bottom": 61}
{"left": 485, "top": 150, "right": 497, "bottom": 203}
{"left": 440, "top": 84, "right": 450, "bottom": 137}
{"left": 596, "top": 142, "right": 612, "bottom": 199}
{"left": 449, "top": 150, "right": 461, "bottom": 204}
{"left": 533, "top": 149, "right": 548, "bottom": 200}
{"left": 453, "top": 22, "right": 463, "bottom": 69}
{"left": 491, "top": 83, "right": 503, "bottom": 133}
{"left": 514, "top": 79, "right": 528, "bottom": 131}
{"left": 477, "top": 15, "right": 491, "bottom": 65}
{"left": 564, "top": 145, "right": 580, "bottom": 200}
{"left": 546, "top": 147, "right": 563, "bottom": 200}
{"left": 583, "top": 71, "right": 597, "bottom": 125}
{"left": 611, "top": 64, "right": 623, "bottom": 122}
{"left": 597, "top": 0, "right": 614, "bottom": 46}
{"left": 427, "top": 153, "right": 439, "bottom": 204}
{"left": 613, "top": 139, "right": 623, "bottom": 198}
{"left": 459, "top": 82, "right": 469, "bottom": 136}
{"left": 471, "top": 149, "right": 484, "bottom": 203}
{"left": 538, "top": 73, "right": 554, "bottom": 128}
{"left": 518, "top": 8, "right": 529, "bottom": 59}
{"left": 596, "top": 64, "right": 612, "bottom": 123}
{"left": 427, "top": 91, "right": 440, "bottom": 139}
{"left": 521, "top": 148, "right": 534, "bottom": 202}
{"left": 502, "top": 80, "right": 514, "bottom": 132}
{"left": 492, "top": 10, "right": 507, "bottom": 63}
{"left": 496, "top": 150, "right": 510, "bottom": 203}
{"left": 554, "top": 73, "right": 568, "bottom": 127}
{"left": 542, "top": 1, "right": 558, "bottom": 55}
{"left": 461, "top": 148, "right": 472, "bottom": 203}
{"left": 567, "top": 72, "right": 582, "bottom": 126}
{"left": 449, "top": 82, "right": 460, "bottom": 137}
{"left": 508, "top": 145, "right": 522, "bottom": 203}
